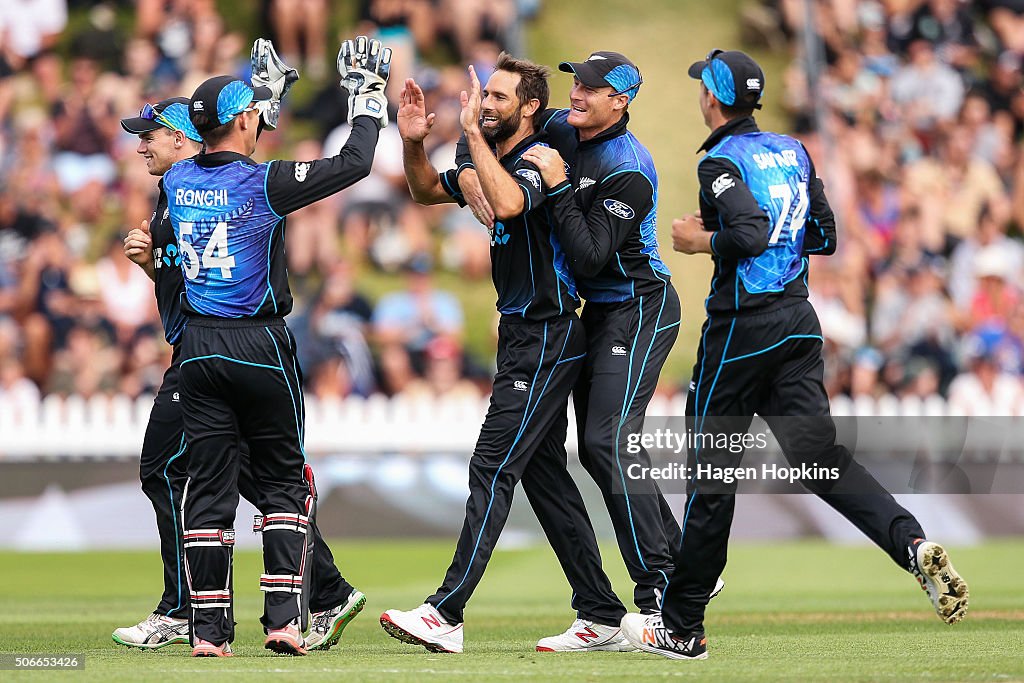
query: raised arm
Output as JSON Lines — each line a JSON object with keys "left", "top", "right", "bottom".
{"left": 396, "top": 78, "right": 454, "bottom": 205}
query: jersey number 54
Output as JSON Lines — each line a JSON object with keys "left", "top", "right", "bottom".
{"left": 179, "top": 221, "right": 236, "bottom": 279}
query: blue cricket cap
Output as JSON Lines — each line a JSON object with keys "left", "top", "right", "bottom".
{"left": 688, "top": 49, "right": 764, "bottom": 110}
{"left": 188, "top": 75, "right": 272, "bottom": 134}
{"left": 558, "top": 51, "right": 643, "bottom": 102}
{"left": 120, "top": 97, "right": 204, "bottom": 143}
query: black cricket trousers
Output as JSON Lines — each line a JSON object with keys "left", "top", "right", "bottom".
{"left": 140, "top": 345, "right": 353, "bottom": 622}
{"left": 178, "top": 317, "right": 315, "bottom": 645}
{"left": 427, "top": 313, "right": 627, "bottom": 626}
{"left": 573, "top": 284, "right": 684, "bottom": 613}
{"left": 663, "top": 299, "right": 926, "bottom": 635}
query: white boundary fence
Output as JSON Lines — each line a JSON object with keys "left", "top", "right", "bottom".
{"left": 0, "top": 392, "right": 1018, "bottom": 459}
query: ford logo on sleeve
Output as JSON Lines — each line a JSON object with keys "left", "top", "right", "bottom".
{"left": 603, "top": 199, "right": 635, "bottom": 220}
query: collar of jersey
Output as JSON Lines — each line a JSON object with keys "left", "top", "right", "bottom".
{"left": 501, "top": 130, "right": 550, "bottom": 164}
{"left": 196, "top": 150, "right": 258, "bottom": 167}
{"left": 577, "top": 111, "right": 630, "bottom": 148}
{"left": 698, "top": 115, "right": 758, "bottom": 153}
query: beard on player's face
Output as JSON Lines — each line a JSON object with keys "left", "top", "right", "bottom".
{"left": 481, "top": 106, "right": 523, "bottom": 145}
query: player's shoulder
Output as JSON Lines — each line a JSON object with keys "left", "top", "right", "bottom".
{"left": 599, "top": 132, "right": 655, "bottom": 183}
{"left": 540, "top": 108, "right": 571, "bottom": 131}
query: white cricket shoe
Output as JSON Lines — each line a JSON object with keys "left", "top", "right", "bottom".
{"left": 620, "top": 612, "right": 707, "bottom": 660}
{"left": 112, "top": 613, "right": 189, "bottom": 649}
{"left": 908, "top": 540, "right": 969, "bottom": 624}
{"left": 306, "top": 589, "right": 366, "bottom": 651}
{"left": 536, "top": 618, "right": 635, "bottom": 652}
{"left": 380, "top": 604, "right": 464, "bottom": 653}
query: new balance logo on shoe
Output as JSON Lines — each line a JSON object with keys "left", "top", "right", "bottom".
{"left": 421, "top": 613, "right": 442, "bottom": 629}
{"left": 575, "top": 626, "right": 599, "bottom": 643}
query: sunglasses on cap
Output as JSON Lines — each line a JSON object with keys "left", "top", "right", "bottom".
{"left": 702, "top": 48, "right": 726, "bottom": 95}
{"left": 606, "top": 75, "right": 638, "bottom": 98}
{"left": 139, "top": 103, "right": 175, "bottom": 130}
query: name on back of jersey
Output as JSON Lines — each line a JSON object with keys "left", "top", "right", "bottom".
{"left": 751, "top": 149, "right": 799, "bottom": 170}
{"left": 175, "top": 188, "right": 230, "bottom": 207}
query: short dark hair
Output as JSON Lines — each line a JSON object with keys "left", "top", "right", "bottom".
{"left": 495, "top": 52, "right": 550, "bottom": 115}
{"left": 198, "top": 118, "right": 235, "bottom": 147}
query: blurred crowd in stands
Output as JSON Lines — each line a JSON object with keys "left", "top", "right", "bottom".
{"left": 741, "top": 0, "right": 1024, "bottom": 413}
{"left": 0, "top": 0, "right": 532, "bottom": 407}
{"left": 2, "top": 0, "right": 1024, "bottom": 415}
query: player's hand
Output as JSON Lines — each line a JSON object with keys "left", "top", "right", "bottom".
{"left": 123, "top": 219, "right": 154, "bottom": 267}
{"left": 250, "top": 38, "right": 299, "bottom": 130}
{"left": 521, "top": 145, "right": 568, "bottom": 187}
{"left": 459, "top": 64, "right": 483, "bottom": 135}
{"left": 397, "top": 78, "right": 435, "bottom": 143}
{"left": 457, "top": 168, "right": 495, "bottom": 229}
{"left": 339, "top": 36, "right": 392, "bottom": 129}
{"left": 672, "top": 214, "right": 711, "bottom": 254}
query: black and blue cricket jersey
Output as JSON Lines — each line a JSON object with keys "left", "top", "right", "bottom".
{"left": 163, "top": 118, "right": 379, "bottom": 318}
{"left": 441, "top": 131, "right": 578, "bottom": 321}
{"left": 695, "top": 116, "right": 836, "bottom": 315}
{"left": 149, "top": 180, "right": 187, "bottom": 344}
{"left": 456, "top": 110, "right": 671, "bottom": 303}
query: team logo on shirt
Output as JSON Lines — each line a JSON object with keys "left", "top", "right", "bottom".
{"left": 712, "top": 173, "right": 735, "bottom": 197}
{"left": 603, "top": 199, "right": 634, "bottom": 220}
{"left": 163, "top": 208, "right": 169, "bottom": 221}
{"left": 516, "top": 168, "right": 542, "bottom": 190}
{"left": 490, "top": 221, "right": 510, "bottom": 246}
{"left": 161, "top": 243, "right": 181, "bottom": 268}
{"left": 611, "top": 346, "right": 628, "bottom": 356}
{"left": 513, "top": 380, "right": 529, "bottom": 392}
{"left": 294, "top": 162, "right": 311, "bottom": 182}
{"left": 577, "top": 177, "right": 596, "bottom": 192}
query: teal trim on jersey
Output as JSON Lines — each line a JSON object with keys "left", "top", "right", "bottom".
{"left": 612, "top": 293, "right": 668, "bottom": 591}
{"left": 266, "top": 327, "right": 306, "bottom": 461}
{"left": 723, "top": 334, "right": 823, "bottom": 365}
{"left": 180, "top": 354, "right": 282, "bottom": 371}
{"left": 162, "top": 434, "right": 187, "bottom": 617}
{"left": 436, "top": 321, "right": 552, "bottom": 611}
{"left": 264, "top": 163, "right": 284, "bottom": 220}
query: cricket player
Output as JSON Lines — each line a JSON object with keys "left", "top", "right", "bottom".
{"left": 113, "top": 41, "right": 364, "bottom": 654}
{"left": 161, "top": 36, "right": 390, "bottom": 657}
{"left": 620, "top": 49, "right": 969, "bottom": 660}
{"left": 508, "top": 51, "right": 689, "bottom": 629}
{"left": 379, "top": 54, "right": 633, "bottom": 654}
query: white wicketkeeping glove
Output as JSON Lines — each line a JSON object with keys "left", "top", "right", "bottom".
{"left": 250, "top": 38, "right": 299, "bottom": 130}
{"left": 338, "top": 36, "right": 392, "bottom": 129}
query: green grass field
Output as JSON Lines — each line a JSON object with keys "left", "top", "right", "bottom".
{"left": 2, "top": 540, "right": 1022, "bottom": 681}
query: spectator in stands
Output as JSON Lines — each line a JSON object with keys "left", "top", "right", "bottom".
{"left": 889, "top": 39, "right": 964, "bottom": 134}
{"left": 302, "top": 260, "right": 377, "bottom": 397}
{"left": 284, "top": 139, "right": 342, "bottom": 276}
{"left": 372, "top": 254, "right": 463, "bottom": 355}
{"left": 268, "top": 0, "right": 329, "bottom": 79}
{"left": 95, "top": 234, "right": 157, "bottom": 346}
{"left": 399, "top": 336, "right": 478, "bottom": 400}
{"left": 947, "top": 332, "right": 1024, "bottom": 415}
{"left": 324, "top": 117, "right": 430, "bottom": 269}
{"left": 51, "top": 52, "right": 119, "bottom": 219}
